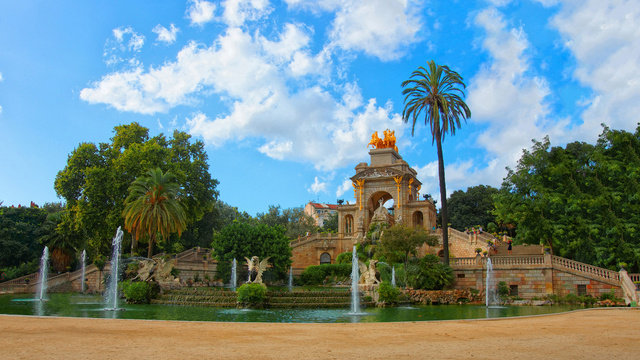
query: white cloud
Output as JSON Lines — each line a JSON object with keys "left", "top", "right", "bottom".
{"left": 104, "top": 27, "right": 145, "bottom": 67}
{"left": 153, "top": 24, "right": 179, "bottom": 44}
{"left": 222, "top": 0, "right": 272, "bottom": 27}
{"left": 84, "top": 22, "right": 404, "bottom": 170}
{"left": 286, "top": 0, "right": 424, "bottom": 61}
{"left": 465, "top": 7, "right": 569, "bottom": 190}
{"left": 308, "top": 176, "right": 328, "bottom": 194}
{"left": 0, "top": 72, "right": 3, "bottom": 82}
{"left": 187, "top": 0, "right": 217, "bottom": 26}
{"left": 551, "top": 0, "right": 640, "bottom": 141}
{"left": 336, "top": 178, "right": 353, "bottom": 199}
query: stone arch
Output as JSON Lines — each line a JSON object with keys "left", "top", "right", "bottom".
{"left": 367, "top": 191, "right": 394, "bottom": 226}
{"left": 412, "top": 211, "right": 424, "bottom": 228}
{"left": 437, "top": 249, "right": 445, "bottom": 258}
{"left": 320, "top": 252, "right": 331, "bottom": 264}
{"left": 343, "top": 214, "right": 354, "bottom": 234}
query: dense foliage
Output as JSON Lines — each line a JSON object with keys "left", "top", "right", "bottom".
{"left": 447, "top": 185, "right": 498, "bottom": 231}
{"left": 236, "top": 283, "right": 268, "bottom": 307}
{"left": 121, "top": 280, "right": 158, "bottom": 304}
{"left": 54, "top": 122, "right": 218, "bottom": 259}
{"left": 378, "top": 281, "right": 400, "bottom": 304}
{"left": 405, "top": 255, "right": 454, "bottom": 290}
{"left": 299, "top": 263, "right": 351, "bottom": 285}
{"left": 375, "top": 224, "right": 438, "bottom": 284}
{"left": 255, "top": 205, "right": 315, "bottom": 239}
{"left": 123, "top": 168, "right": 187, "bottom": 258}
{"left": 493, "top": 126, "right": 640, "bottom": 271}
{"left": 211, "top": 221, "right": 292, "bottom": 283}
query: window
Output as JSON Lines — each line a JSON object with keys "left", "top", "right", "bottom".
{"left": 457, "top": 273, "right": 465, "bottom": 278}
{"left": 577, "top": 284, "right": 587, "bottom": 296}
{"left": 320, "top": 252, "right": 331, "bottom": 265}
{"left": 509, "top": 285, "right": 518, "bottom": 297}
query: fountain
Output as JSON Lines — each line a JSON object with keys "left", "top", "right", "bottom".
{"left": 104, "top": 227, "right": 124, "bottom": 311}
{"left": 288, "top": 266, "right": 293, "bottom": 289}
{"left": 81, "top": 249, "right": 87, "bottom": 293}
{"left": 230, "top": 258, "right": 237, "bottom": 291}
{"left": 348, "top": 246, "right": 364, "bottom": 315}
{"left": 36, "top": 246, "right": 50, "bottom": 301}
{"left": 485, "top": 258, "right": 499, "bottom": 307}
{"left": 391, "top": 266, "right": 396, "bottom": 288}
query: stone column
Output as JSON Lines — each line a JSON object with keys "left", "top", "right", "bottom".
{"left": 544, "top": 252, "right": 554, "bottom": 295}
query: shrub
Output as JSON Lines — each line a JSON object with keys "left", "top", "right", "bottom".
{"left": 599, "top": 290, "right": 619, "bottom": 302}
{"left": 406, "top": 255, "right": 454, "bottom": 290}
{"left": 236, "top": 283, "right": 268, "bottom": 308}
{"left": 300, "top": 264, "right": 351, "bottom": 285}
{"left": 378, "top": 281, "right": 399, "bottom": 305}
{"left": 336, "top": 252, "right": 352, "bottom": 264}
{"left": 122, "top": 281, "right": 156, "bottom": 304}
{"left": 497, "top": 281, "right": 510, "bottom": 297}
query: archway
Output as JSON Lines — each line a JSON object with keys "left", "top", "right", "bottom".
{"left": 412, "top": 211, "right": 424, "bottom": 228}
{"left": 367, "top": 191, "right": 394, "bottom": 226}
{"left": 344, "top": 214, "right": 354, "bottom": 234}
{"left": 320, "top": 252, "right": 331, "bottom": 265}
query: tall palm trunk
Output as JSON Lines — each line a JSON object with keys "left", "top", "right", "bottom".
{"left": 148, "top": 232, "right": 156, "bottom": 259}
{"left": 435, "top": 128, "right": 450, "bottom": 264}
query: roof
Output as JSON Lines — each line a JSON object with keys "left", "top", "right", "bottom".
{"left": 308, "top": 202, "right": 338, "bottom": 210}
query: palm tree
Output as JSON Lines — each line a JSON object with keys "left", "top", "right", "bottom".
{"left": 401, "top": 60, "right": 471, "bottom": 264}
{"left": 123, "top": 168, "right": 187, "bottom": 258}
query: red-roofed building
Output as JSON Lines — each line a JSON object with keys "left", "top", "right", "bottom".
{"left": 304, "top": 202, "right": 338, "bottom": 227}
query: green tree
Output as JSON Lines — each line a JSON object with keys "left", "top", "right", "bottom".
{"left": 493, "top": 125, "right": 640, "bottom": 271}
{"left": 375, "top": 224, "right": 438, "bottom": 285}
{"left": 38, "top": 211, "right": 81, "bottom": 272}
{"left": 447, "top": 185, "right": 499, "bottom": 231}
{"left": 123, "top": 168, "right": 187, "bottom": 258}
{"left": 256, "top": 205, "right": 315, "bottom": 239}
{"left": 0, "top": 206, "right": 46, "bottom": 270}
{"left": 55, "top": 122, "right": 218, "bottom": 259}
{"left": 406, "top": 255, "right": 454, "bottom": 290}
{"left": 401, "top": 60, "right": 471, "bottom": 264}
{"left": 212, "top": 221, "right": 292, "bottom": 283}
{"left": 322, "top": 211, "right": 338, "bottom": 233}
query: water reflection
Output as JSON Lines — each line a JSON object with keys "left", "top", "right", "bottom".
{"left": 2, "top": 293, "right": 583, "bottom": 323}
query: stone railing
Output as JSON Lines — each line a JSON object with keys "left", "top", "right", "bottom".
{"left": 629, "top": 273, "right": 640, "bottom": 282}
{"left": 619, "top": 270, "right": 639, "bottom": 305}
{"left": 0, "top": 273, "right": 39, "bottom": 293}
{"left": 488, "top": 255, "right": 545, "bottom": 266}
{"left": 290, "top": 233, "right": 341, "bottom": 248}
{"left": 551, "top": 256, "right": 620, "bottom": 284}
{"left": 449, "top": 257, "right": 478, "bottom": 267}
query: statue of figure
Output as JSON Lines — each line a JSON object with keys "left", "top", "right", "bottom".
{"left": 371, "top": 199, "right": 389, "bottom": 224}
{"left": 133, "top": 258, "right": 178, "bottom": 284}
{"left": 368, "top": 131, "right": 383, "bottom": 149}
{"left": 358, "top": 259, "right": 380, "bottom": 285}
{"left": 245, "top": 256, "right": 270, "bottom": 284}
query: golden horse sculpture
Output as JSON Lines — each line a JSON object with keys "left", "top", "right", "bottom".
{"left": 368, "top": 129, "right": 398, "bottom": 152}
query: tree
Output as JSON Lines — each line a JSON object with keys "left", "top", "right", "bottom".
{"left": 321, "top": 211, "right": 338, "bottom": 233}
{"left": 55, "top": 122, "right": 218, "bottom": 259}
{"left": 375, "top": 224, "right": 438, "bottom": 285}
{"left": 256, "top": 205, "right": 315, "bottom": 239}
{"left": 447, "top": 185, "right": 498, "bottom": 231}
{"left": 493, "top": 125, "right": 640, "bottom": 271}
{"left": 123, "top": 168, "right": 187, "bottom": 258}
{"left": 38, "top": 211, "right": 81, "bottom": 272}
{"left": 0, "top": 206, "right": 46, "bottom": 269}
{"left": 211, "top": 221, "right": 292, "bottom": 283}
{"left": 401, "top": 60, "right": 471, "bottom": 264}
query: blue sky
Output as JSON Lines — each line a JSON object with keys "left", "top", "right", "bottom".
{"left": 1, "top": 0, "right": 639, "bottom": 216}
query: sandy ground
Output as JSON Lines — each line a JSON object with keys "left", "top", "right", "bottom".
{"left": 1, "top": 308, "right": 638, "bottom": 360}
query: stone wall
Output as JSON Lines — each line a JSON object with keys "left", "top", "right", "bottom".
{"left": 450, "top": 254, "right": 623, "bottom": 299}
{"left": 290, "top": 234, "right": 353, "bottom": 271}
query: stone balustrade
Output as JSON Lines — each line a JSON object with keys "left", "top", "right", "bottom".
{"left": 550, "top": 255, "right": 620, "bottom": 283}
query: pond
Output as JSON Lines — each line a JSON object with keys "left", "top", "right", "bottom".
{"left": 0, "top": 293, "right": 583, "bottom": 323}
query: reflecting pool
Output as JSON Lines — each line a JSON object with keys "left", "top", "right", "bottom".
{"left": 0, "top": 293, "right": 583, "bottom": 323}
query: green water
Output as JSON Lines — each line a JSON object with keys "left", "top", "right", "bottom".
{"left": 0, "top": 293, "right": 582, "bottom": 323}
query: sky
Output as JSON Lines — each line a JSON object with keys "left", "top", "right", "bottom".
{"left": 1, "top": 0, "right": 639, "bottom": 216}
